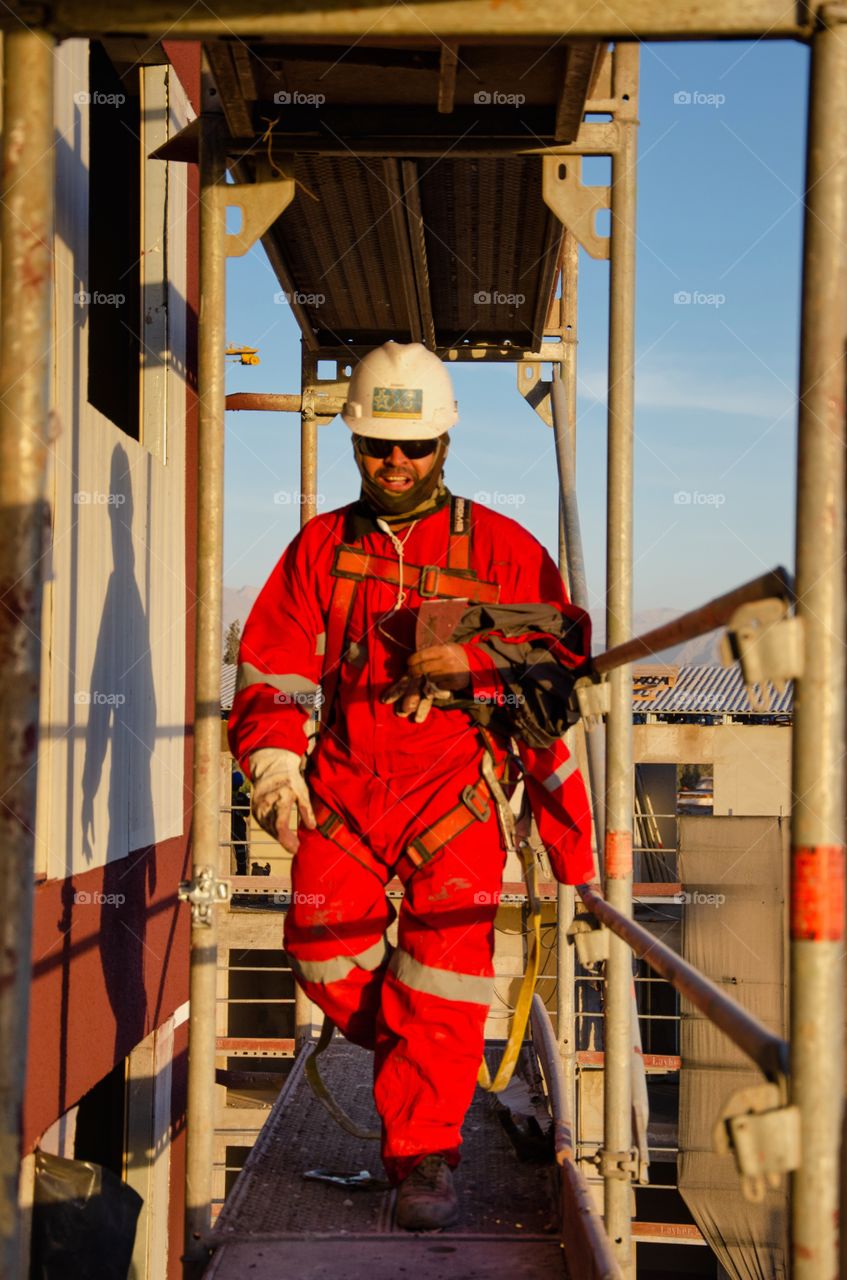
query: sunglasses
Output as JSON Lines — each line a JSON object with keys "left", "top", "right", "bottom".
{"left": 355, "top": 435, "right": 438, "bottom": 460}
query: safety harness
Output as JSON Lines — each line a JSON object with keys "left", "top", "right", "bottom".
{"left": 304, "top": 497, "right": 543, "bottom": 1132}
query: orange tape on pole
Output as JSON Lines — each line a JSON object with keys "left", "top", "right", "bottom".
{"left": 605, "top": 829, "right": 633, "bottom": 880}
{"left": 791, "top": 845, "right": 846, "bottom": 941}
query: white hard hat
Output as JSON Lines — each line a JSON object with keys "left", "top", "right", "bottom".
{"left": 341, "top": 341, "right": 458, "bottom": 439}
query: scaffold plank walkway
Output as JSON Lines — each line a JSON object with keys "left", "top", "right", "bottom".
{"left": 205, "top": 1037, "right": 566, "bottom": 1278}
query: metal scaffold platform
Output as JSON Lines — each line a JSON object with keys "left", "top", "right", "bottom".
{"left": 205, "top": 1039, "right": 567, "bottom": 1279}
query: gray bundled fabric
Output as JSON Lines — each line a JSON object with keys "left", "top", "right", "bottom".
{"left": 448, "top": 603, "right": 588, "bottom": 748}
{"left": 678, "top": 815, "right": 789, "bottom": 1280}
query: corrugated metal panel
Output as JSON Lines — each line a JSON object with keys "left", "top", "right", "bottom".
{"left": 221, "top": 664, "right": 237, "bottom": 712}
{"left": 641, "top": 665, "right": 793, "bottom": 716}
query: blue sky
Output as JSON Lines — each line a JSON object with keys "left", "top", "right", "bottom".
{"left": 224, "top": 38, "right": 808, "bottom": 619}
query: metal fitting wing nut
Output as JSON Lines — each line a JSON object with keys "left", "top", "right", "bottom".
{"left": 178, "top": 865, "right": 230, "bottom": 926}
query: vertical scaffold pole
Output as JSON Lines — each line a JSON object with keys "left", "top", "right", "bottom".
{"left": 790, "top": 9, "right": 847, "bottom": 1278}
{"left": 0, "top": 28, "right": 54, "bottom": 1276}
{"left": 552, "top": 233, "right": 580, "bottom": 1122}
{"left": 603, "top": 42, "right": 639, "bottom": 1277}
{"left": 184, "top": 108, "right": 227, "bottom": 1268}
{"left": 294, "top": 345, "right": 319, "bottom": 1045}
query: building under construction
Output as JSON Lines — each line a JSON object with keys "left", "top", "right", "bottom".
{"left": 0, "top": 4, "right": 843, "bottom": 1280}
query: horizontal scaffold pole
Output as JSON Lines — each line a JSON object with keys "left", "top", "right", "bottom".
{"left": 3, "top": 0, "right": 818, "bottom": 40}
{"left": 592, "top": 566, "right": 792, "bottom": 675}
{"left": 577, "top": 884, "right": 789, "bottom": 1083}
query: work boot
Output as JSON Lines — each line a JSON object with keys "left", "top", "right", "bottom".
{"left": 396, "top": 1154, "right": 459, "bottom": 1231}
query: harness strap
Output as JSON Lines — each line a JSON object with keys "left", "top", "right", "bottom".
{"left": 305, "top": 1018, "right": 381, "bottom": 1141}
{"left": 405, "top": 772, "right": 496, "bottom": 869}
{"left": 331, "top": 546, "right": 499, "bottom": 605}
{"left": 312, "top": 799, "right": 387, "bottom": 883}
{"left": 319, "top": 575, "right": 358, "bottom": 735}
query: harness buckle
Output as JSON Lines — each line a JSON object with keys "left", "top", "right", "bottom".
{"left": 418, "top": 564, "right": 442, "bottom": 597}
{"left": 462, "top": 784, "right": 491, "bottom": 823}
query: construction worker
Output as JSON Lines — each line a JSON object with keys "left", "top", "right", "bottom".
{"left": 228, "top": 342, "right": 594, "bottom": 1230}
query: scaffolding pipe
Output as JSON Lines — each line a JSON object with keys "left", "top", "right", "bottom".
{"left": 602, "top": 42, "right": 638, "bottom": 1275}
{"left": 530, "top": 996, "right": 622, "bottom": 1280}
{"left": 593, "top": 566, "right": 792, "bottom": 675}
{"left": 184, "top": 112, "right": 227, "bottom": 1267}
{"left": 293, "top": 356, "right": 320, "bottom": 1044}
{"left": 790, "top": 9, "right": 847, "bottom": 1277}
{"left": 0, "top": 28, "right": 53, "bottom": 1275}
{"left": 577, "top": 885, "right": 788, "bottom": 1081}
{"left": 225, "top": 392, "right": 346, "bottom": 416}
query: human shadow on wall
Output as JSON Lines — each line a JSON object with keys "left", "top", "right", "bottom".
{"left": 80, "top": 444, "right": 157, "bottom": 1063}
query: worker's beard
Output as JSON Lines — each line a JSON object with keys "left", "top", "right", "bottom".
{"left": 354, "top": 435, "right": 450, "bottom": 520}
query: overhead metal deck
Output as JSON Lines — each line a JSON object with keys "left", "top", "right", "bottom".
{"left": 180, "top": 38, "right": 608, "bottom": 356}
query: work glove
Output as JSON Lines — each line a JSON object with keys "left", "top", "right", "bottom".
{"left": 381, "top": 643, "right": 471, "bottom": 723}
{"left": 249, "top": 747, "right": 316, "bottom": 854}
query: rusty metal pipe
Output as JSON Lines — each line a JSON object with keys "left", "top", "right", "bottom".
{"left": 0, "top": 28, "right": 54, "bottom": 1275}
{"left": 577, "top": 886, "right": 788, "bottom": 1082}
{"left": 226, "top": 392, "right": 303, "bottom": 413}
{"left": 592, "top": 566, "right": 792, "bottom": 675}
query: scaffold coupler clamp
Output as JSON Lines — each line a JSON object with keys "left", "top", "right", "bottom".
{"left": 178, "top": 865, "right": 229, "bottom": 927}
{"left": 595, "top": 1146, "right": 639, "bottom": 1181}
{"left": 721, "top": 596, "right": 803, "bottom": 712}
{"left": 712, "top": 1081, "right": 800, "bottom": 1203}
{"left": 573, "top": 674, "right": 610, "bottom": 729}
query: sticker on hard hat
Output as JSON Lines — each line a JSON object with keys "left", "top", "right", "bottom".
{"left": 372, "top": 387, "right": 423, "bottom": 418}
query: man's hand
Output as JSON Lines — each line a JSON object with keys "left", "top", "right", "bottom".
{"left": 382, "top": 643, "right": 471, "bottom": 723}
{"left": 249, "top": 748, "right": 316, "bottom": 854}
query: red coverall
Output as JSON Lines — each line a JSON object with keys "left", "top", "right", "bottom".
{"left": 228, "top": 496, "right": 589, "bottom": 1182}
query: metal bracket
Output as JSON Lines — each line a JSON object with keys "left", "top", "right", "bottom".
{"left": 568, "top": 912, "right": 610, "bottom": 968}
{"left": 720, "top": 597, "right": 803, "bottom": 711}
{"left": 542, "top": 155, "right": 610, "bottom": 261}
{"left": 574, "top": 674, "right": 610, "bottom": 728}
{"left": 594, "top": 1146, "right": 639, "bottom": 1181}
{"left": 225, "top": 158, "right": 296, "bottom": 258}
{"left": 712, "top": 1082, "right": 800, "bottom": 1203}
{"left": 517, "top": 362, "right": 553, "bottom": 427}
{"left": 178, "top": 865, "right": 229, "bottom": 927}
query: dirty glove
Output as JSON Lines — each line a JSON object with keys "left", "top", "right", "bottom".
{"left": 382, "top": 643, "right": 471, "bottom": 724}
{"left": 249, "top": 748, "right": 316, "bottom": 854}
